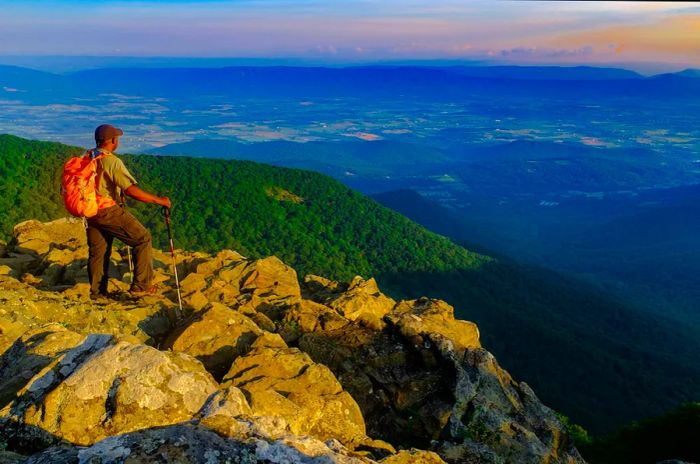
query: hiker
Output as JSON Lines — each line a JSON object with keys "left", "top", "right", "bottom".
{"left": 86, "top": 124, "right": 171, "bottom": 300}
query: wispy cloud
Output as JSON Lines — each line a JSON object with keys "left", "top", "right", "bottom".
{"left": 0, "top": 1, "right": 697, "bottom": 71}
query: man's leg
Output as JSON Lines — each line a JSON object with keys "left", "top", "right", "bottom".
{"left": 91, "top": 206, "right": 153, "bottom": 290}
{"left": 92, "top": 206, "right": 154, "bottom": 291}
{"left": 87, "top": 225, "right": 111, "bottom": 297}
{"left": 122, "top": 210, "right": 154, "bottom": 291}
{"left": 99, "top": 234, "right": 114, "bottom": 294}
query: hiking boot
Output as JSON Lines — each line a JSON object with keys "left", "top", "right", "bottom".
{"left": 129, "top": 285, "right": 160, "bottom": 297}
{"left": 90, "top": 291, "right": 121, "bottom": 302}
{"left": 90, "top": 292, "right": 109, "bottom": 301}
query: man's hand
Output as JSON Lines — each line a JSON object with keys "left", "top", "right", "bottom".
{"left": 125, "top": 185, "right": 171, "bottom": 208}
{"left": 157, "top": 196, "right": 172, "bottom": 209}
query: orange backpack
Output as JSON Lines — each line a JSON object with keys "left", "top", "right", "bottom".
{"left": 61, "top": 150, "right": 117, "bottom": 218}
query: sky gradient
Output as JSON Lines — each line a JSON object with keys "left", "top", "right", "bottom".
{"left": 0, "top": 1, "right": 698, "bottom": 73}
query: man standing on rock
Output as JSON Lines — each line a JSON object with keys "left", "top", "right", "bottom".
{"left": 87, "top": 124, "right": 171, "bottom": 300}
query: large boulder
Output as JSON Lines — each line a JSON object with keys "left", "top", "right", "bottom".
{"left": 164, "top": 302, "right": 265, "bottom": 379}
{"left": 279, "top": 299, "right": 350, "bottom": 344}
{"left": 11, "top": 218, "right": 86, "bottom": 257}
{"left": 222, "top": 344, "right": 366, "bottom": 445}
{"left": 0, "top": 337, "right": 218, "bottom": 447}
{"left": 194, "top": 249, "right": 246, "bottom": 275}
{"left": 0, "top": 325, "right": 84, "bottom": 410}
{"left": 386, "top": 297, "right": 480, "bottom": 352}
{"left": 176, "top": 255, "right": 302, "bottom": 314}
{"left": 435, "top": 348, "right": 584, "bottom": 464}
{"left": 303, "top": 275, "right": 396, "bottom": 329}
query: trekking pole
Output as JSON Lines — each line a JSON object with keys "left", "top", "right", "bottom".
{"left": 163, "top": 207, "right": 184, "bottom": 320}
{"left": 126, "top": 246, "right": 134, "bottom": 284}
{"left": 121, "top": 192, "right": 134, "bottom": 284}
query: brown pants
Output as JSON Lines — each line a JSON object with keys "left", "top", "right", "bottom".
{"left": 87, "top": 205, "right": 154, "bottom": 295}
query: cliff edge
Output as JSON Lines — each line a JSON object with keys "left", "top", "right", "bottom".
{"left": 0, "top": 218, "right": 584, "bottom": 464}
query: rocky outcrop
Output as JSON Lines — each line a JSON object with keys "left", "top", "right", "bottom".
{"left": 164, "top": 302, "right": 265, "bottom": 379}
{"left": 298, "top": 296, "right": 582, "bottom": 463}
{"left": 0, "top": 331, "right": 218, "bottom": 448}
{"left": 304, "top": 275, "right": 396, "bottom": 329}
{"left": 0, "top": 219, "right": 584, "bottom": 463}
{"left": 222, "top": 344, "right": 366, "bottom": 445}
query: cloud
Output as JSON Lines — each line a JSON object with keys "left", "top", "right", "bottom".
{"left": 0, "top": 1, "right": 697, "bottom": 71}
{"left": 539, "top": 14, "right": 700, "bottom": 65}
{"left": 498, "top": 46, "right": 593, "bottom": 58}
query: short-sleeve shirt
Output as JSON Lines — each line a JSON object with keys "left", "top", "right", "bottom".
{"left": 93, "top": 149, "right": 138, "bottom": 204}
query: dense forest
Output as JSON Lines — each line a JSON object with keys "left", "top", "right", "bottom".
{"left": 1, "top": 134, "right": 699, "bottom": 441}
{"left": 577, "top": 402, "right": 700, "bottom": 464}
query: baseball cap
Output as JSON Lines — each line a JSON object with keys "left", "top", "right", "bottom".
{"left": 94, "top": 124, "right": 124, "bottom": 143}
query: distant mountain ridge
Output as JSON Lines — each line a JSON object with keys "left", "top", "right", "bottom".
{"left": 2, "top": 64, "right": 700, "bottom": 101}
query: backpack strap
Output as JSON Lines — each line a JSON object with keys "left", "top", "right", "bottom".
{"left": 86, "top": 149, "right": 117, "bottom": 210}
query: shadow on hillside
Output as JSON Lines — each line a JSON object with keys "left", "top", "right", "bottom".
{"left": 374, "top": 264, "right": 700, "bottom": 434}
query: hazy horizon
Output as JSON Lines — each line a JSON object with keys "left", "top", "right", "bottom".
{"left": 0, "top": 1, "right": 698, "bottom": 74}
{"left": 0, "top": 54, "right": 695, "bottom": 76}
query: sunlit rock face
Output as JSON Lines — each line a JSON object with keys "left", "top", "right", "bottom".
{"left": 0, "top": 218, "right": 584, "bottom": 464}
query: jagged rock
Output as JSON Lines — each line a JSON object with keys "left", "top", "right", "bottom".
{"left": 197, "top": 386, "right": 253, "bottom": 419}
{"left": 435, "top": 348, "right": 584, "bottom": 464}
{"left": 11, "top": 218, "right": 86, "bottom": 257}
{"left": 184, "top": 289, "right": 211, "bottom": 311}
{"left": 5, "top": 219, "right": 132, "bottom": 290}
{"left": 1, "top": 337, "right": 218, "bottom": 447}
{"left": 240, "top": 256, "right": 301, "bottom": 299}
{"left": 303, "top": 275, "right": 395, "bottom": 329}
{"left": 0, "top": 284, "right": 175, "bottom": 346}
{"left": 195, "top": 249, "right": 246, "bottom": 275}
{"left": 299, "top": 316, "right": 583, "bottom": 464}
{"left": 179, "top": 271, "right": 208, "bottom": 295}
{"left": 25, "top": 421, "right": 371, "bottom": 464}
{"left": 249, "top": 332, "right": 288, "bottom": 350}
{"left": 298, "top": 323, "right": 446, "bottom": 443}
{"left": 207, "top": 256, "right": 302, "bottom": 318}
{"left": 386, "top": 297, "right": 480, "bottom": 352}
{"left": 380, "top": 449, "right": 447, "bottom": 463}
{"left": 279, "top": 299, "right": 350, "bottom": 343}
{"left": 165, "top": 302, "right": 264, "bottom": 379}
{"left": 222, "top": 345, "right": 366, "bottom": 445}
{"left": 0, "top": 325, "right": 85, "bottom": 409}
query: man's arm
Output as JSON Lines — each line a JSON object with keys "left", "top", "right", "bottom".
{"left": 124, "top": 185, "right": 171, "bottom": 208}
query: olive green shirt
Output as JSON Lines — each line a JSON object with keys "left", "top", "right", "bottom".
{"left": 92, "top": 149, "right": 137, "bottom": 204}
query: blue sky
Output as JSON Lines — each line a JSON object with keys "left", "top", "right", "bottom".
{"left": 0, "top": 1, "right": 698, "bottom": 72}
